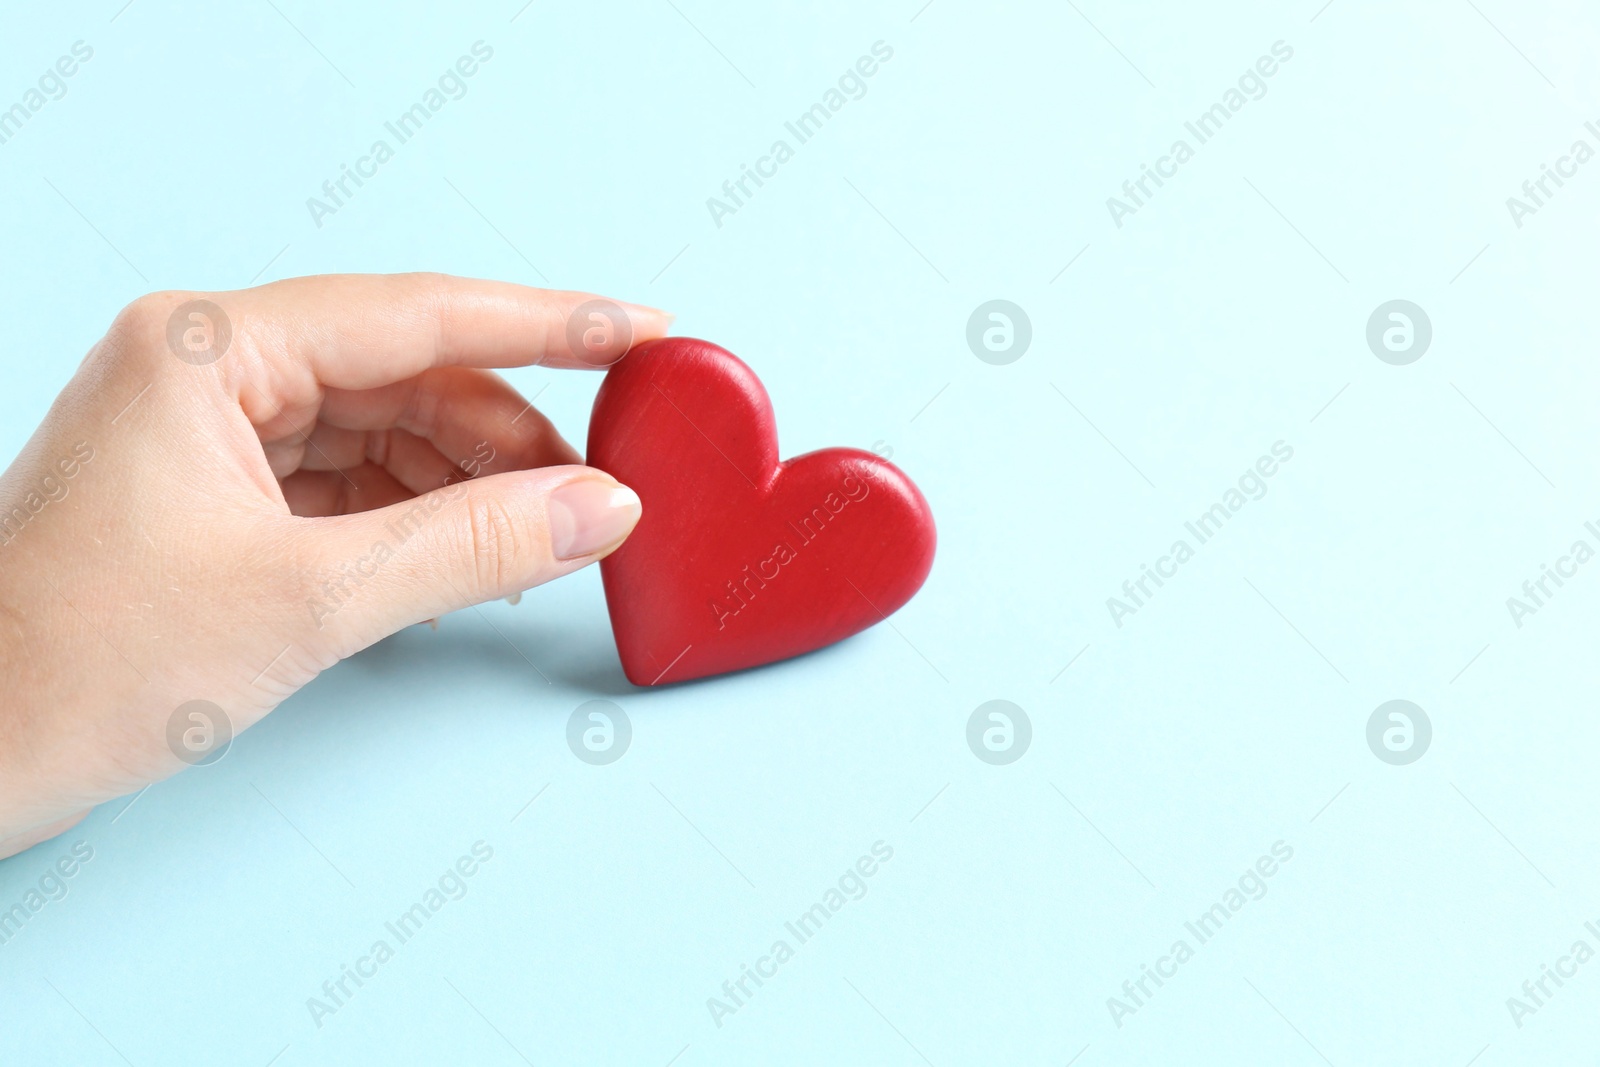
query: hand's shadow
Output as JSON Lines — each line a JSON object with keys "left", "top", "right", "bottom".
{"left": 345, "top": 601, "right": 866, "bottom": 701}
{"left": 345, "top": 609, "right": 638, "bottom": 698}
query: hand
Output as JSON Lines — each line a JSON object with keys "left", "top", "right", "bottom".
{"left": 0, "top": 273, "right": 669, "bottom": 859}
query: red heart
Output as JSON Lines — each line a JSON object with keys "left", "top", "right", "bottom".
{"left": 586, "top": 338, "right": 936, "bottom": 686}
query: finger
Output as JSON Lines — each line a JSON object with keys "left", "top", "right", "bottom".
{"left": 260, "top": 423, "right": 368, "bottom": 479}
{"left": 230, "top": 273, "right": 672, "bottom": 388}
{"left": 294, "top": 466, "right": 642, "bottom": 651}
{"left": 280, "top": 463, "right": 415, "bottom": 517}
{"left": 283, "top": 425, "right": 465, "bottom": 497}
{"left": 315, "top": 366, "right": 583, "bottom": 474}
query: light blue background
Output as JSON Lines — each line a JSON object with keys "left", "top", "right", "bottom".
{"left": 2, "top": 0, "right": 1597, "bottom": 1063}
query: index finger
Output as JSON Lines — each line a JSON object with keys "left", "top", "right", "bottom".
{"left": 226, "top": 273, "right": 673, "bottom": 389}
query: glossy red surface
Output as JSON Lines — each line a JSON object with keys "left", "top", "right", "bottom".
{"left": 587, "top": 338, "right": 937, "bottom": 685}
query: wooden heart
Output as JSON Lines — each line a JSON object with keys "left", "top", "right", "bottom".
{"left": 587, "top": 338, "right": 936, "bottom": 685}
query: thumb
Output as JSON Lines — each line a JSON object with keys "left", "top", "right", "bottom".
{"left": 296, "top": 465, "right": 641, "bottom": 652}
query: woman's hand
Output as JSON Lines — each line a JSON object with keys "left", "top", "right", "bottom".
{"left": 0, "top": 273, "right": 668, "bottom": 858}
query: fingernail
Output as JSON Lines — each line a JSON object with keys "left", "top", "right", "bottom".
{"left": 621, "top": 301, "right": 675, "bottom": 329}
{"left": 549, "top": 478, "right": 642, "bottom": 561}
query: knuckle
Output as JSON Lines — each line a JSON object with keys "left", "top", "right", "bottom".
{"left": 110, "top": 291, "right": 187, "bottom": 343}
{"left": 382, "top": 272, "right": 455, "bottom": 366}
{"left": 97, "top": 291, "right": 196, "bottom": 369}
{"left": 395, "top": 271, "right": 456, "bottom": 316}
{"left": 403, "top": 270, "right": 454, "bottom": 292}
{"left": 461, "top": 489, "right": 529, "bottom": 598}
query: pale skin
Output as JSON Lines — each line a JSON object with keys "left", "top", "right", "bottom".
{"left": 0, "top": 273, "right": 667, "bottom": 859}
